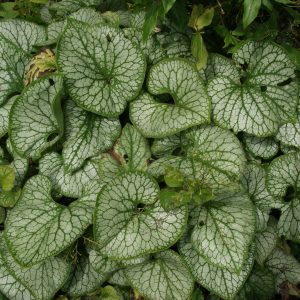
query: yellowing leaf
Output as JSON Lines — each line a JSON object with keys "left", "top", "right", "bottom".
{"left": 0, "top": 165, "right": 15, "bottom": 192}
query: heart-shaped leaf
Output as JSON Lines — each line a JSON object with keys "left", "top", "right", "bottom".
{"left": 9, "top": 75, "right": 64, "bottom": 160}
{"left": 149, "top": 125, "right": 245, "bottom": 190}
{"left": 236, "top": 264, "right": 275, "bottom": 300}
{"left": 114, "top": 124, "right": 150, "bottom": 172}
{"left": 278, "top": 198, "right": 300, "bottom": 243}
{"left": 179, "top": 234, "right": 255, "bottom": 300}
{"left": 94, "top": 172, "right": 187, "bottom": 260}
{"left": 0, "top": 238, "right": 70, "bottom": 300}
{"left": 266, "top": 248, "right": 300, "bottom": 285}
{"left": 47, "top": 8, "right": 105, "bottom": 44}
{"left": 255, "top": 218, "right": 278, "bottom": 266}
{"left": 191, "top": 192, "right": 256, "bottom": 272}
{"left": 57, "top": 19, "right": 146, "bottom": 117}
{"left": 130, "top": 58, "right": 210, "bottom": 138}
{"left": 267, "top": 152, "right": 300, "bottom": 199}
{"left": 63, "top": 252, "right": 108, "bottom": 297}
{"left": 0, "top": 19, "right": 46, "bottom": 53}
{"left": 62, "top": 99, "right": 120, "bottom": 173}
{"left": 242, "top": 163, "right": 283, "bottom": 210}
{"left": 39, "top": 152, "right": 102, "bottom": 198}
{"left": 0, "top": 97, "right": 17, "bottom": 138}
{"left": 277, "top": 99, "right": 300, "bottom": 149}
{"left": 125, "top": 250, "right": 194, "bottom": 300}
{"left": 0, "top": 41, "right": 28, "bottom": 106}
{"left": 4, "top": 175, "right": 102, "bottom": 266}
{"left": 207, "top": 41, "right": 298, "bottom": 136}
{"left": 243, "top": 134, "right": 279, "bottom": 159}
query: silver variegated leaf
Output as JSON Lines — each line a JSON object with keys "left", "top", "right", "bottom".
{"left": 255, "top": 218, "right": 278, "bottom": 266}
{"left": 207, "top": 41, "right": 298, "bottom": 136}
{"left": 278, "top": 198, "right": 300, "bottom": 243}
{"left": 0, "top": 238, "right": 70, "bottom": 300}
{"left": 114, "top": 124, "right": 150, "bottom": 172}
{"left": 179, "top": 235, "right": 255, "bottom": 300}
{"left": 57, "top": 19, "right": 146, "bottom": 117}
{"left": 125, "top": 250, "right": 194, "bottom": 300}
{"left": 39, "top": 152, "right": 102, "bottom": 198}
{"left": 62, "top": 99, "right": 120, "bottom": 173}
{"left": 151, "top": 134, "right": 181, "bottom": 157}
{"left": 266, "top": 248, "right": 300, "bottom": 286}
{"left": 94, "top": 172, "right": 187, "bottom": 259}
{"left": 0, "top": 19, "right": 46, "bottom": 53}
{"left": 130, "top": 59, "right": 210, "bottom": 138}
{"left": 191, "top": 192, "right": 256, "bottom": 272}
{"left": 9, "top": 75, "right": 63, "bottom": 160}
{"left": 243, "top": 134, "right": 279, "bottom": 159}
{"left": 242, "top": 163, "right": 283, "bottom": 210}
{"left": 236, "top": 264, "right": 275, "bottom": 300}
{"left": 5, "top": 175, "right": 102, "bottom": 266}
{"left": 267, "top": 151, "right": 300, "bottom": 198}
{"left": 149, "top": 125, "right": 245, "bottom": 190}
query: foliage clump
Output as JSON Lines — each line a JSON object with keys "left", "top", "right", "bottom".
{"left": 0, "top": 0, "right": 299, "bottom": 299}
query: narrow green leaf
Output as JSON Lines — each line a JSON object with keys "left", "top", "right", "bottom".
{"left": 161, "top": 0, "right": 176, "bottom": 14}
{"left": 4, "top": 175, "right": 102, "bottom": 266}
{"left": 188, "top": 5, "right": 204, "bottom": 29}
{"left": 189, "top": 7, "right": 214, "bottom": 31}
{"left": 9, "top": 75, "right": 63, "bottom": 160}
{"left": 125, "top": 250, "right": 194, "bottom": 300}
{"left": 191, "top": 33, "right": 208, "bottom": 70}
{"left": 142, "top": 3, "right": 159, "bottom": 42}
{"left": 243, "top": 0, "right": 262, "bottom": 28}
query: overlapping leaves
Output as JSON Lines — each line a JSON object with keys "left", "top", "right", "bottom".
{"left": 0, "top": 9, "right": 299, "bottom": 300}
{"left": 207, "top": 41, "right": 298, "bottom": 136}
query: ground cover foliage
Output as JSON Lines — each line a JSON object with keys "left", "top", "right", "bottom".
{"left": 0, "top": 0, "right": 299, "bottom": 299}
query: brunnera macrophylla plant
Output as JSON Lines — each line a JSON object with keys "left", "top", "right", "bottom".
{"left": 0, "top": 3, "right": 299, "bottom": 300}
